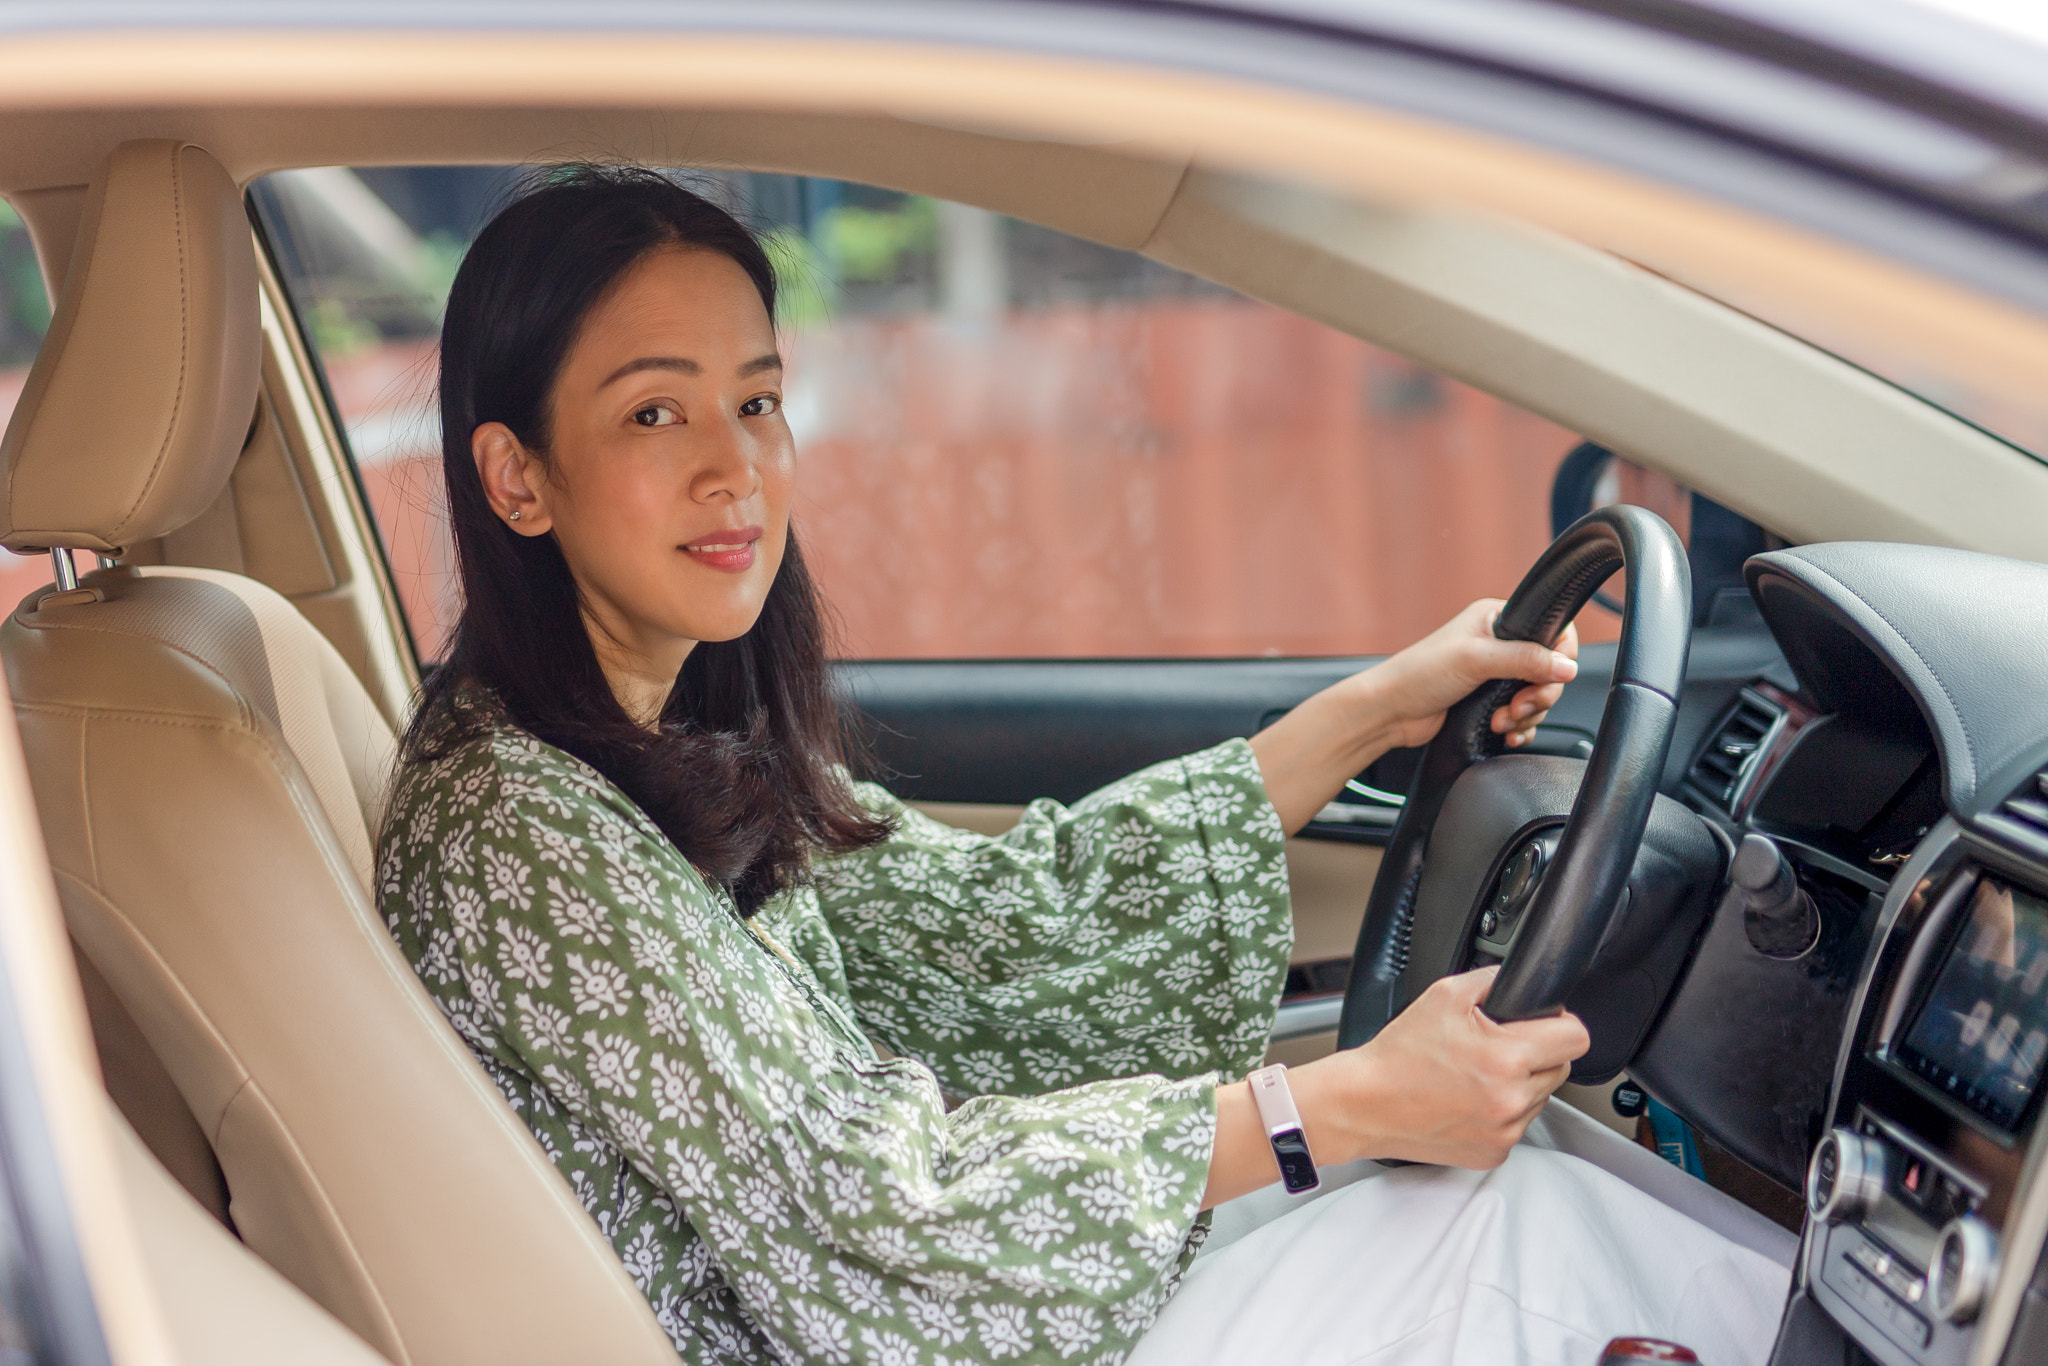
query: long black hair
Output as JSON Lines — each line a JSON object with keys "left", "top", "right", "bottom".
{"left": 405, "top": 164, "right": 891, "bottom": 916}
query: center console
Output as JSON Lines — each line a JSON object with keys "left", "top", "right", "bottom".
{"left": 1804, "top": 831, "right": 2048, "bottom": 1366}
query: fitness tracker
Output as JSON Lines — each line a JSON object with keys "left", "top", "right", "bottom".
{"left": 1247, "top": 1064, "right": 1320, "bottom": 1195}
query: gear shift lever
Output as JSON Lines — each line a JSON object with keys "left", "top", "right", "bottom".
{"left": 1732, "top": 832, "right": 1821, "bottom": 960}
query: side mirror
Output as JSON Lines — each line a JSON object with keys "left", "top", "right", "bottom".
{"left": 1550, "top": 442, "right": 1772, "bottom": 627}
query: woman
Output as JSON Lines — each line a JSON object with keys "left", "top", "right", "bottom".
{"left": 379, "top": 166, "right": 1787, "bottom": 1366}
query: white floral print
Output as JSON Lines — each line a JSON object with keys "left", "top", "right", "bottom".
{"left": 378, "top": 723, "right": 1290, "bottom": 1365}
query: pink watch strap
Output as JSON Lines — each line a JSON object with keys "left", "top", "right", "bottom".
{"left": 1247, "top": 1064, "right": 1320, "bottom": 1194}
{"left": 1248, "top": 1064, "right": 1304, "bottom": 1132}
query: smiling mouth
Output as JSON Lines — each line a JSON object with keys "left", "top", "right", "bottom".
{"left": 682, "top": 527, "right": 763, "bottom": 572}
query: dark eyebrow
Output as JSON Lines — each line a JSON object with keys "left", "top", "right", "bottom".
{"left": 598, "top": 352, "right": 783, "bottom": 389}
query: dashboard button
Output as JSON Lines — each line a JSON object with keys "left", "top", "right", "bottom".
{"left": 1841, "top": 1254, "right": 1934, "bottom": 1349}
{"left": 1500, "top": 842, "right": 1542, "bottom": 904}
{"left": 1887, "top": 1298, "right": 1933, "bottom": 1349}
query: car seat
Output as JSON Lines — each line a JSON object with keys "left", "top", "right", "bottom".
{"left": 0, "top": 139, "right": 678, "bottom": 1366}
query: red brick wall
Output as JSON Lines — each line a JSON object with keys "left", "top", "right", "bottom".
{"left": 790, "top": 299, "right": 1613, "bottom": 658}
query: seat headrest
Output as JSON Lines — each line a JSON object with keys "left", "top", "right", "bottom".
{"left": 0, "top": 140, "right": 260, "bottom": 555}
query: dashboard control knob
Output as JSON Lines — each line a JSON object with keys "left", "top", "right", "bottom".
{"left": 1808, "top": 1127, "right": 1885, "bottom": 1224}
{"left": 1928, "top": 1215, "right": 1998, "bottom": 1324}
{"left": 1733, "top": 833, "right": 1821, "bottom": 959}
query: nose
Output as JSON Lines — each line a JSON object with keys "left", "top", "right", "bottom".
{"left": 688, "top": 411, "right": 763, "bottom": 505}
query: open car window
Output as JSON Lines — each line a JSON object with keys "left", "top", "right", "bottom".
{"left": 251, "top": 166, "right": 1632, "bottom": 664}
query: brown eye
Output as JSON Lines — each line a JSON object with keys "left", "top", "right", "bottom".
{"left": 633, "top": 404, "right": 680, "bottom": 427}
{"left": 740, "top": 394, "right": 780, "bottom": 417}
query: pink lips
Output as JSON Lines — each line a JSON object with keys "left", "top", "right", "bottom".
{"left": 681, "top": 525, "right": 762, "bottom": 573}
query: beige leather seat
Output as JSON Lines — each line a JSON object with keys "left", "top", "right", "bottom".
{"left": 0, "top": 140, "right": 678, "bottom": 1366}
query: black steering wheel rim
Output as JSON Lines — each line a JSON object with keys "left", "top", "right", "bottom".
{"left": 1336, "top": 505, "right": 1692, "bottom": 1047}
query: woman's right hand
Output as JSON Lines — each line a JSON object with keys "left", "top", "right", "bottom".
{"left": 1202, "top": 967, "right": 1590, "bottom": 1207}
{"left": 1322, "top": 966, "right": 1591, "bottom": 1168}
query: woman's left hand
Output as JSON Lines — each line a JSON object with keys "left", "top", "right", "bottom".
{"left": 1360, "top": 598, "right": 1579, "bottom": 752}
{"left": 1249, "top": 599, "right": 1579, "bottom": 834}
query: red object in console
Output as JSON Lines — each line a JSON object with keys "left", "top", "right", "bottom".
{"left": 1598, "top": 1340, "right": 1700, "bottom": 1363}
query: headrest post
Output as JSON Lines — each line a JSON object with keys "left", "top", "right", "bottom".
{"left": 94, "top": 553, "right": 119, "bottom": 571}
{"left": 49, "top": 547, "right": 77, "bottom": 592}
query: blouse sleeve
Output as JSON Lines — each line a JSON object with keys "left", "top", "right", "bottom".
{"left": 812, "top": 740, "right": 1294, "bottom": 1099}
{"left": 395, "top": 734, "right": 1226, "bottom": 1366}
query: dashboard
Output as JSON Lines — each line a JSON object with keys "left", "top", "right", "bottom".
{"left": 1804, "top": 844, "right": 2048, "bottom": 1366}
{"left": 1629, "top": 542, "right": 2048, "bottom": 1366}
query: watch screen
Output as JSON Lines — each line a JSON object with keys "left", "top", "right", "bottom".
{"left": 1272, "top": 1128, "right": 1319, "bottom": 1194}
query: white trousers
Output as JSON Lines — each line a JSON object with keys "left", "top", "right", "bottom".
{"left": 1129, "top": 1145, "right": 1791, "bottom": 1366}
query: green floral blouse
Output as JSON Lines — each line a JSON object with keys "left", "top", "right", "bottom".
{"left": 376, "top": 722, "right": 1292, "bottom": 1365}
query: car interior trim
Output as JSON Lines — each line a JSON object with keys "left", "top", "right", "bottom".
{"left": 104, "top": 1093, "right": 389, "bottom": 1366}
{"left": 10, "top": 0, "right": 2048, "bottom": 309}
{"left": 0, "top": 42, "right": 2035, "bottom": 560}
{"left": 1744, "top": 544, "right": 2048, "bottom": 815}
{"left": 0, "top": 639, "right": 173, "bottom": 1366}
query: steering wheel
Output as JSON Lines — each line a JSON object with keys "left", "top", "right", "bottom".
{"left": 1337, "top": 505, "right": 1693, "bottom": 1047}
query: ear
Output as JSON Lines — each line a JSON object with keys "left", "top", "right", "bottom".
{"left": 472, "top": 422, "right": 553, "bottom": 534}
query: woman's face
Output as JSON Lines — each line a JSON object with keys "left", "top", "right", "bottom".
{"left": 474, "top": 246, "right": 793, "bottom": 690}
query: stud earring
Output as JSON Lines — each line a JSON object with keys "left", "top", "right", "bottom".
{"left": 509, "top": 510, "right": 522, "bottom": 522}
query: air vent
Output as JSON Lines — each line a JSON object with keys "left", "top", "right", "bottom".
{"left": 1688, "top": 688, "right": 1784, "bottom": 810}
{"left": 1983, "top": 769, "right": 2048, "bottom": 863}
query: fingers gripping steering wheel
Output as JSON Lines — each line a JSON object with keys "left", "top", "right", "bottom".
{"left": 1336, "top": 506, "right": 1692, "bottom": 1047}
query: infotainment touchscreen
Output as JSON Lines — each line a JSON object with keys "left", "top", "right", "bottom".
{"left": 1897, "top": 876, "right": 2048, "bottom": 1131}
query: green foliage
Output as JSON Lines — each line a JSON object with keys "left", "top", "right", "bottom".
{"left": 411, "top": 229, "right": 469, "bottom": 318}
{"left": 308, "top": 297, "right": 380, "bottom": 359}
{"left": 763, "top": 227, "right": 834, "bottom": 331}
{"left": 817, "top": 197, "right": 936, "bottom": 283}
{"left": 297, "top": 230, "right": 460, "bottom": 355}
{"left": 1, "top": 244, "right": 48, "bottom": 340}
{"left": 0, "top": 201, "right": 49, "bottom": 367}
{"left": 760, "top": 195, "right": 938, "bottom": 332}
